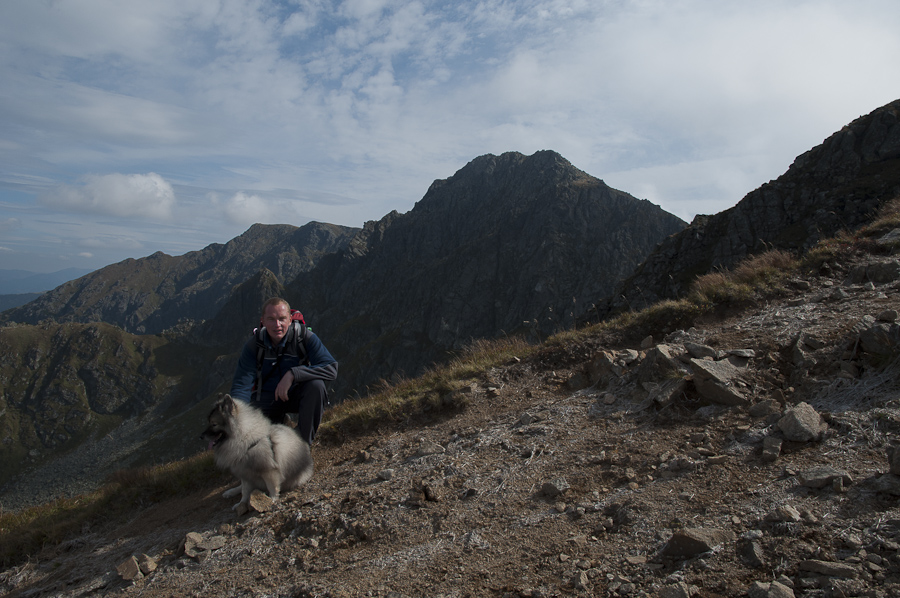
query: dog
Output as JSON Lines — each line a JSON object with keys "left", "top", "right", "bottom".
{"left": 201, "top": 394, "right": 313, "bottom": 510}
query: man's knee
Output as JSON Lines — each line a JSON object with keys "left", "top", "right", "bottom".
{"left": 290, "top": 379, "right": 326, "bottom": 401}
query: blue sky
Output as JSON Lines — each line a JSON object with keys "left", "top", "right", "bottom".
{"left": 1, "top": 0, "right": 899, "bottom": 273}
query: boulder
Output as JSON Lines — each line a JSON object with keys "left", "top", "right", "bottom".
{"left": 797, "top": 466, "right": 852, "bottom": 489}
{"left": 761, "top": 436, "right": 783, "bottom": 462}
{"left": 659, "top": 581, "right": 696, "bottom": 598}
{"left": 848, "top": 259, "right": 900, "bottom": 284}
{"left": 798, "top": 559, "right": 859, "bottom": 578}
{"left": 116, "top": 556, "right": 143, "bottom": 581}
{"left": 859, "top": 322, "right": 900, "bottom": 355}
{"left": 777, "top": 402, "right": 827, "bottom": 442}
{"left": 636, "top": 344, "right": 684, "bottom": 383}
{"left": 137, "top": 554, "right": 158, "bottom": 575}
{"left": 541, "top": 478, "right": 570, "bottom": 498}
{"left": 661, "top": 528, "right": 735, "bottom": 558}
{"left": 683, "top": 342, "right": 716, "bottom": 360}
{"left": 748, "top": 581, "right": 794, "bottom": 598}
{"left": 690, "top": 357, "right": 750, "bottom": 407}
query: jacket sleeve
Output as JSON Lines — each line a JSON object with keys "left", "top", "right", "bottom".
{"left": 230, "top": 337, "right": 258, "bottom": 402}
{"left": 290, "top": 331, "right": 338, "bottom": 384}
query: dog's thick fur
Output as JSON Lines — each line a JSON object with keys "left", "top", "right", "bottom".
{"left": 201, "top": 394, "right": 313, "bottom": 509}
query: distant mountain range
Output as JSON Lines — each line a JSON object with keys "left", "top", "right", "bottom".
{"left": 0, "top": 268, "right": 95, "bottom": 311}
{"left": 0, "top": 268, "right": 93, "bottom": 294}
{"left": 2, "top": 98, "right": 899, "bottom": 508}
{"left": 0, "top": 224, "right": 358, "bottom": 334}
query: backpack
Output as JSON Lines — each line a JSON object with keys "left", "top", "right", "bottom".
{"left": 251, "top": 309, "right": 309, "bottom": 400}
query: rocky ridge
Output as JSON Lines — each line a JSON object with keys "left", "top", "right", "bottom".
{"left": 5, "top": 247, "right": 900, "bottom": 597}
{"left": 602, "top": 98, "right": 900, "bottom": 317}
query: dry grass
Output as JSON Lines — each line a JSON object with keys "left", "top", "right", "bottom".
{"left": 801, "top": 196, "right": 900, "bottom": 268}
{"left": 0, "top": 453, "right": 227, "bottom": 568}
{"left": 689, "top": 249, "right": 795, "bottom": 305}
{"left": 860, "top": 196, "right": 900, "bottom": 237}
{"left": 319, "top": 336, "right": 534, "bottom": 442}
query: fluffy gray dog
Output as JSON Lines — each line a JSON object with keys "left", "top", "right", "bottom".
{"left": 201, "top": 394, "right": 313, "bottom": 510}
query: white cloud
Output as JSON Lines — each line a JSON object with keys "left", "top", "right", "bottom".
{"left": 0, "top": 217, "right": 20, "bottom": 231}
{"left": 1, "top": 0, "right": 900, "bottom": 273}
{"left": 40, "top": 173, "right": 176, "bottom": 220}
{"left": 77, "top": 235, "right": 145, "bottom": 250}
{"left": 212, "top": 187, "right": 364, "bottom": 229}
{"left": 217, "top": 191, "right": 270, "bottom": 226}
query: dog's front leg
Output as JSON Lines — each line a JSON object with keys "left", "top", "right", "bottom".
{"left": 222, "top": 483, "right": 242, "bottom": 499}
{"left": 262, "top": 471, "right": 282, "bottom": 501}
{"left": 233, "top": 480, "right": 253, "bottom": 510}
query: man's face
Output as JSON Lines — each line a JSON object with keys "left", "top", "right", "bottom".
{"left": 262, "top": 303, "right": 291, "bottom": 344}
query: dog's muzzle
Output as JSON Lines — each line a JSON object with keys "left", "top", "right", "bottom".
{"left": 201, "top": 431, "right": 225, "bottom": 450}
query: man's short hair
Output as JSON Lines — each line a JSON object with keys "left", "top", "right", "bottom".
{"left": 262, "top": 297, "right": 290, "bottom": 314}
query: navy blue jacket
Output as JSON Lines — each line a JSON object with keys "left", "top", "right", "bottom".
{"left": 231, "top": 326, "right": 337, "bottom": 403}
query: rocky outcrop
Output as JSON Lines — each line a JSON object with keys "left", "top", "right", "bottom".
{"left": 599, "top": 99, "right": 900, "bottom": 316}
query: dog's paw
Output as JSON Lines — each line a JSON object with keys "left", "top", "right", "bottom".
{"left": 223, "top": 485, "right": 241, "bottom": 498}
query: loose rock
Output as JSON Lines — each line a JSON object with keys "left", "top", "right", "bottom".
{"left": 797, "top": 466, "right": 852, "bottom": 489}
{"left": 661, "top": 528, "right": 736, "bottom": 558}
{"left": 777, "top": 402, "right": 827, "bottom": 442}
{"left": 798, "top": 559, "right": 859, "bottom": 578}
{"left": 116, "top": 556, "right": 143, "bottom": 581}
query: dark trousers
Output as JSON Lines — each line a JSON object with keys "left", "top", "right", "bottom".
{"left": 259, "top": 379, "right": 325, "bottom": 445}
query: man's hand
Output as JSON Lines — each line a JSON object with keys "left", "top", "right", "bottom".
{"left": 275, "top": 371, "right": 294, "bottom": 401}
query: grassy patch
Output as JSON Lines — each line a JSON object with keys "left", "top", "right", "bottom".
{"left": 689, "top": 249, "right": 795, "bottom": 306}
{"left": 318, "top": 336, "right": 534, "bottom": 442}
{"left": 0, "top": 452, "right": 228, "bottom": 568}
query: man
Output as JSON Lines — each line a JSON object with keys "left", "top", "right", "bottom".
{"left": 231, "top": 297, "right": 337, "bottom": 445}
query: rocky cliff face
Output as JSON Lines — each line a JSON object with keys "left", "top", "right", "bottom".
{"left": 292, "top": 150, "right": 686, "bottom": 396}
{"left": 0, "top": 222, "right": 358, "bottom": 334}
{"left": 599, "top": 99, "right": 900, "bottom": 316}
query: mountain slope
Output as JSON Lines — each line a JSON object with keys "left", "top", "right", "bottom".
{"left": 5, "top": 241, "right": 900, "bottom": 597}
{"left": 0, "top": 321, "right": 176, "bottom": 493}
{"left": 600, "top": 98, "right": 900, "bottom": 316}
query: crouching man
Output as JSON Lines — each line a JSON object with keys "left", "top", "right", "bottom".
{"left": 230, "top": 297, "right": 337, "bottom": 445}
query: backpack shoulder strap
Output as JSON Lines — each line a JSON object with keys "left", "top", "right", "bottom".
{"left": 252, "top": 328, "right": 267, "bottom": 401}
{"left": 290, "top": 320, "right": 309, "bottom": 366}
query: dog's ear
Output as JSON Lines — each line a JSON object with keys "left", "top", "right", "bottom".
{"left": 220, "top": 394, "right": 235, "bottom": 416}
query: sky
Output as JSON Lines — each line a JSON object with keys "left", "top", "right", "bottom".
{"left": 1, "top": 1, "right": 899, "bottom": 273}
